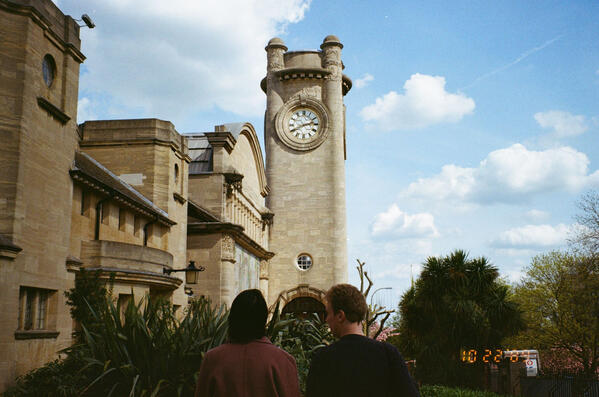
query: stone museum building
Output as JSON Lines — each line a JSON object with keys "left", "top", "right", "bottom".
{"left": 0, "top": 0, "right": 351, "bottom": 390}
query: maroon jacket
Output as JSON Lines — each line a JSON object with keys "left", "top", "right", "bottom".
{"left": 195, "top": 337, "right": 301, "bottom": 397}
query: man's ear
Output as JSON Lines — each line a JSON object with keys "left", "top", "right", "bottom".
{"left": 336, "top": 309, "right": 347, "bottom": 322}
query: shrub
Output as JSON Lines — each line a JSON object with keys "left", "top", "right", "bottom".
{"left": 420, "top": 385, "right": 506, "bottom": 397}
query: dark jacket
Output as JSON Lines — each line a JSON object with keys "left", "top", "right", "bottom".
{"left": 195, "top": 337, "right": 301, "bottom": 397}
{"left": 306, "top": 334, "right": 420, "bottom": 397}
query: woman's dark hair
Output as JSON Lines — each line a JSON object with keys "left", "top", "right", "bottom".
{"left": 228, "top": 289, "right": 268, "bottom": 343}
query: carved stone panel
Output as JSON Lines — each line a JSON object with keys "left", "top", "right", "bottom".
{"left": 221, "top": 234, "right": 236, "bottom": 263}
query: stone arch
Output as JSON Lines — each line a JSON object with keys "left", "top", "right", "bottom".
{"left": 274, "top": 285, "right": 326, "bottom": 320}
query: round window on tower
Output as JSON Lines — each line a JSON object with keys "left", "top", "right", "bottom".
{"left": 296, "top": 254, "right": 313, "bottom": 271}
{"left": 42, "top": 54, "right": 56, "bottom": 88}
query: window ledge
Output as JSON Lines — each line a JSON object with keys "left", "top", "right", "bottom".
{"left": 14, "top": 330, "right": 60, "bottom": 340}
{"left": 173, "top": 192, "right": 186, "bottom": 204}
{"left": 37, "top": 97, "right": 70, "bottom": 125}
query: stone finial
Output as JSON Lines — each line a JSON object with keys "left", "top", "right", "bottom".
{"left": 266, "top": 37, "right": 287, "bottom": 72}
{"left": 320, "top": 35, "right": 343, "bottom": 49}
{"left": 265, "top": 37, "right": 288, "bottom": 51}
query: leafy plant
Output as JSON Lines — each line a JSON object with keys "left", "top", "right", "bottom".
{"left": 396, "top": 250, "right": 524, "bottom": 388}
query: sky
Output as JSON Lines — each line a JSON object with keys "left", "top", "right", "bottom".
{"left": 56, "top": 0, "right": 599, "bottom": 309}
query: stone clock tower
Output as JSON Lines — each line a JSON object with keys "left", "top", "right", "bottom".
{"left": 262, "top": 36, "right": 352, "bottom": 313}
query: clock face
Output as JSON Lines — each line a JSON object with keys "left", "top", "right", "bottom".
{"left": 288, "top": 109, "right": 320, "bottom": 140}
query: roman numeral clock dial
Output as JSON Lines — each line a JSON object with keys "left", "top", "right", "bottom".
{"left": 288, "top": 109, "right": 319, "bottom": 139}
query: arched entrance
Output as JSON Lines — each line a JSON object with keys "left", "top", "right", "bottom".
{"left": 275, "top": 285, "right": 327, "bottom": 321}
{"left": 282, "top": 297, "right": 326, "bottom": 320}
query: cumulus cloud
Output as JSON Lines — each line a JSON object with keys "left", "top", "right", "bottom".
{"left": 525, "top": 209, "right": 550, "bottom": 222}
{"left": 491, "top": 224, "right": 572, "bottom": 249}
{"left": 374, "top": 263, "right": 423, "bottom": 281}
{"left": 60, "top": 0, "right": 310, "bottom": 122}
{"left": 77, "top": 97, "right": 97, "bottom": 123}
{"left": 354, "top": 73, "right": 374, "bottom": 88}
{"left": 534, "top": 110, "right": 588, "bottom": 138}
{"left": 402, "top": 144, "right": 599, "bottom": 204}
{"left": 371, "top": 204, "right": 439, "bottom": 239}
{"left": 360, "top": 73, "right": 475, "bottom": 131}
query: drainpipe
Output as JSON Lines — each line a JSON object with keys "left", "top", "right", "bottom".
{"left": 94, "top": 197, "right": 111, "bottom": 240}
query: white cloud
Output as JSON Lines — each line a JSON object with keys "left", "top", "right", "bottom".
{"left": 374, "top": 263, "right": 423, "bottom": 281}
{"left": 77, "top": 97, "right": 97, "bottom": 123}
{"left": 354, "top": 73, "right": 374, "bottom": 89}
{"left": 491, "top": 223, "right": 572, "bottom": 249}
{"left": 61, "top": 0, "right": 310, "bottom": 122}
{"left": 371, "top": 204, "right": 439, "bottom": 239}
{"left": 403, "top": 144, "right": 599, "bottom": 204}
{"left": 534, "top": 110, "right": 588, "bottom": 138}
{"left": 360, "top": 73, "right": 475, "bottom": 131}
{"left": 525, "top": 209, "right": 550, "bottom": 222}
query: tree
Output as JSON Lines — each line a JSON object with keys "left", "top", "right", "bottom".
{"left": 396, "top": 250, "right": 523, "bottom": 388}
{"left": 356, "top": 259, "right": 394, "bottom": 339}
{"left": 507, "top": 251, "right": 599, "bottom": 378}
{"left": 572, "top": 190, "right": 599, "bottom": 254}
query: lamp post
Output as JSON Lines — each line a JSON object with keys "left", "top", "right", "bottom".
{"left": 370, "top": 287, "right": 392, "bottom": 307}
{"left": 163, "top": 260, "right": 205, "bottom": 284}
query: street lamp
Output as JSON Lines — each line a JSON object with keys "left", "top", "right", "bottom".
{"left": 370, "top": 287, "right": 392, "bottom": 307}
{"left": 163, "top": 260, "right": 205, "bottom": 284}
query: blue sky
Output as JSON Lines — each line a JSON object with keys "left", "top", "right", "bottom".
{"left": 57, "top": 0, "right": 599, "bottom": 309}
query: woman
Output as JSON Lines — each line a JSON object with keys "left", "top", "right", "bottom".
{"left": 195, "top": 289, "right": 300, "bottom": 397}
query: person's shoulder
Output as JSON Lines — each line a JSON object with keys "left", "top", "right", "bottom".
{"left": 253, "top": 337, "right": 297, "bottom": 364}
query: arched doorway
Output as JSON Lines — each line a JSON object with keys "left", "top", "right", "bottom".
{"left": 282, "top": 297, "right": 326, "bottom": 321}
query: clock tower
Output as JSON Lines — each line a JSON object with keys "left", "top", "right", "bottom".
{"left": 262, "top": 36, "right": 352, "bottom": 313}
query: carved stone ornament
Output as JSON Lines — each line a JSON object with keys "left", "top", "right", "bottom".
{"left": 260, "top": 259, "right": 269, "bottom": 279}
{"left": 221, "top": 234, "right": 236, "bottom": 262}
{"left": 267, "top": 48, "right": 285, "bottom": 71}
{"left": 297, "top": 87, "right": 321, "bottom": 99}
{"left": 274, "top": 95, "right": 330, "bottom": 152}
{"left": 322, "top": 47, "right": 342, "bottom": 81}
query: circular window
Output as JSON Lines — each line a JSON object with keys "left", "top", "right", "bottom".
{"left": 42, "top": 55, "right": 56, "bottom": 87}
{"left": 296, "top": 254, "right": 313, "bottom": 271}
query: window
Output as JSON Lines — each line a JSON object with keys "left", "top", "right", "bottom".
{"left": 42, "top": 54, "right": 56, "bottom": 87}
{"left": 117, "top": 294, "right": 132, "bottom": 322}
{"left": 80, "top": 191, "right": 86, "bottom": 215}
{"left": 134, "top": 215, "right": 141, "bottom": 237}
{"left": 296, "top": 254, "right": 313, "bottom": 271}
{"left": 174, "top": 163, "right": 180, "bottom": 184}
{"left": 18, "top": 287, "right": 53, "bottom": 331}
{"left": 101, "top": 202, "right": 109, "bottom": 224}
{"left": 118, "top": 208, "right": 126, "bottom": 231}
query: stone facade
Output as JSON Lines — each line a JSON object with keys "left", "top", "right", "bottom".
{"left": 0, "top": 0, "right": 350, "bottom": 391}
{"left": 263, "top": 36, "right": 351, "bottom": 307}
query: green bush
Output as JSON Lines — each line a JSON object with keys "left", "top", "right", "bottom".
{"left": 420, "top": 385, "right": 507, "bottom": 397}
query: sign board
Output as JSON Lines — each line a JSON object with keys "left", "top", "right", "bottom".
{"left": 525, "top": 358, "right": 538, "bottom": 377}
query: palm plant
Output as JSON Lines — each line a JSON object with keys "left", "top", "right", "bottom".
{"left": 397, "top": 250, "right": 523, "bottom": 388}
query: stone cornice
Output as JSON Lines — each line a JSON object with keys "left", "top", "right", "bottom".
{"left": 188, "top": 222, "right": 274, "bottom": 260}
{"left": 37, "top": 97, "right": 71, "bottom": 124}
{"left": 0, "top": 0, "right": 86, "bottom": 63}
{"left": 70, "top": 170, "right": 176, "bottom": 227}
{"left": 206, "top": 131, "right": 236, "bottom": 154}
{"left": 260, "top": 70, "right": 352, "bottom": 96}
{"left": 82, "top": 267, "right": 183, "bottom": 289}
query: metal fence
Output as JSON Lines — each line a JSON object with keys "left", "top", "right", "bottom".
{"left": 520, "top": 377, "right": 599, "bottom": 397}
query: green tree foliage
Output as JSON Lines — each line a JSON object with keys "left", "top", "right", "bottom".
{"left": 63, "top": 268, "right": 112, "bottom": 341}
{"left": 396, "top": 250, "right": 523, "bottom": 388}
{"left": 506, "top": 251, "right": 599, "bottom": 377}
{"left": 6, "top": 274, "right": 331, "bottom": 396}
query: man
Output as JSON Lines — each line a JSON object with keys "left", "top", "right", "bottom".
{"left": 306, "top": 284, "right": 420, "bottom": 397}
